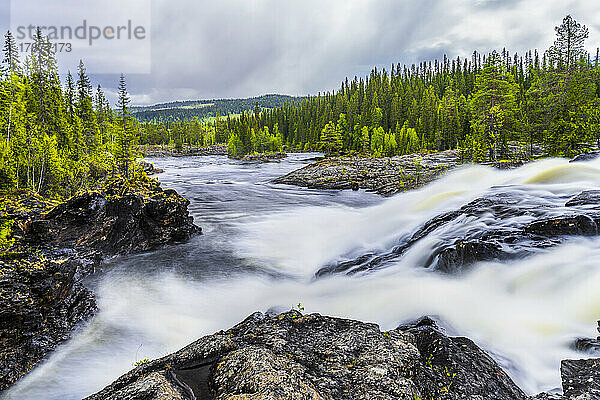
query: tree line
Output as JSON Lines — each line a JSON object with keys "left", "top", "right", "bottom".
{"left": 217, "top": 15, "right": 600, "bottom": 160}
{"left": 1, "top": 15, "right": 599, "bottom": 197}
{"left": 0, "top": 29, "right": 138, "bottom": 197}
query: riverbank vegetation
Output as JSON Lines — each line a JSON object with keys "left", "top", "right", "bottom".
{"left": 0, "top": 29, "right": 140, "bottom": 198}
{"left": 0, "top": 15, "right": 598, "bottom": 194}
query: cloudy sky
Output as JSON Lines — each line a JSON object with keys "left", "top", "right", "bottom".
{"left": 3, "top": 0, "right": 600, "bottom": 105}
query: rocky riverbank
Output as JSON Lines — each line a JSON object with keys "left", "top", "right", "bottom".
{"left": 85, "top": 311, "right": 598, "bottom": 400}
{"left": 274, "top": 151, "right": 461, "bottom": 196}
{"left": 274, "top": 149, "right": 600, "bottom": 197}
{"left": 141, "top": 144, "right": 228, "bottom": 157}
{"left": 0, "top": 176, "right": 200, "bottom": 390}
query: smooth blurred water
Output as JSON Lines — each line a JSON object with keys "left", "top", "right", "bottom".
{"left": 4, "top": 153, "right": 600, "bottom": 399}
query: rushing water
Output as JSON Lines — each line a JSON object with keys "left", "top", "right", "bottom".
{"left": 4, "top": 153, "right": 600, "bottom": 399}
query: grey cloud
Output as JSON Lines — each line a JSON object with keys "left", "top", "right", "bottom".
{"left": 84, "top": 0, "right": 600, "bottom": 105}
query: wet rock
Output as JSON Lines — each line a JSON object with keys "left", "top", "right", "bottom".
{"left": 435, "top": 240, "right": 504, "bottom": 273}
{"left": 572, "top": 338, "right": 600, "bottom": 355}
{"left": 525, "top": 215, "right": 598, "bottom": 237}
{"left": 0, "top": 177, "right": 201, "bottom": 390}
{"left": 569, "top": 152, "right": 600, "bottom": 163}
{"left": 274, "top": 150, "right": 460, "bottom": 196}
{"left": 398, "top": 317, "right": 528, "bottom": 400}
{"left": 561, "top": 359, "right": 600, "bottom": 399}
{"left": 87, "top": 312, "right": 526, "bottom": 400}
{"left": 0, "top": 255, "right": 98, "bottom": 390}
{"left": 34, "top": 178, "right": 200, "bottom": 255}
{"left": 566, "top": 191, "right": 600, "bottom": 207}
{"left": 317, "top": 190, "right": 600, "bottom": 277}
{"left": 530, "top": 393, "right": 564, "bottom": 400}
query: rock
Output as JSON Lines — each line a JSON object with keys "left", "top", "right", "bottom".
{"left": 316, "top": 191, "right": 600, "bottom": 277}
{"left": 530, "top": 393, "right": 563, "bottom": 400}
{"left": 525, "top": 215, "right": 598, "bottom": 237}
{"left": 86, "top": 312, "right": 526, "bottom": 400}
{"left": 569, "top": 152, "right": 600, "bottom": 163}
{"left": 36, "top": 178, "right": 200, "bottom": 255}
{"left": 0, "top": 177, "right": 201, "bottom": 390}
{"left": 0, "top": 255, "right": 98, "bottom": 390}
{"left": 398, "top": 316, "right": 528, "bottom": 400}
{"left": 138, "top": 160, "right": 164, "bottom": 175}
{"left": 274, "top": 150, "right": 461, "bottom": 196}
{"left": 566, "top": 191, "right": 600, "bottom": 207}
{"left": 572, "top": 338, "right": 600, "bottom": 355}
{"left": 561, "top": 359, "right": 600, "bottom": 399}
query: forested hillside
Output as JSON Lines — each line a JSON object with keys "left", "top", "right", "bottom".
{"left": 221, "top": 15, "right": 600, "bottom": 159}
{"left": 1, "top": 15, "right": 599, "bottom": 195}
{"left": 0, "top": 29, "right": 138, "bottom": 197}
{"left": 131, "top": 94, "right": 304, "bottom": 122}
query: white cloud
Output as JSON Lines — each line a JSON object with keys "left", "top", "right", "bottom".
{"left": 85, "top": 0, "right": 600, "bottom": 105}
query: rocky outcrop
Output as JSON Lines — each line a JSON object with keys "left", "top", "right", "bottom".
{"left": 86, "top": 311, "right": 528, "bottom": 400}
{"left": 274, "top": 151, "right": 461, "bottom": 196}
{"left": 38, "top": 177, "right": 200, "bottom": 255}
{"left": 0, "top": 177, "right": 200, "bottom": 390}
{"left": 560, "top": 359, "right": 600, "bottom": 399}
{"left": 139, "top": 160, "right": 164, "bottom": 175}
{"left": 0, "top": 255, "right": 97, "bottom": 390}
{"left": 317, "top": 190, "right": 600, "bottom": 277}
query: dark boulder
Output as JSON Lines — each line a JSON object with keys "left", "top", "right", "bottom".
{"left": 317, "top": 190, "right": 600, "bottom": 277}
{"left": 0, "top": 255, "right": 98, "bottom": 390}
{"left": 398, "top": 316, "right": 528, "bottom": 400}
{"left": 38, "top": 180, "right": 200, "bottom": 255}
{"left": 566, "top": 191, "right": 600, "bottom": 207}
{"left": 525, "top": 215, "right": 598, "bottom": 237}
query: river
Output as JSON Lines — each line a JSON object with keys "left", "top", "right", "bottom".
{"left": 4, "top": 153, "right": 600, "bottom": 399}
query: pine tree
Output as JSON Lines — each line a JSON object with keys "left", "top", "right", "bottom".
{"left": 2, "top": 31, "right": 20, "bottom": 77}
{"left": 547, "top": 15, "right": 589, "bottom": 72}
{"left": 115, "top": 74, "right": 137, "bottom": 179}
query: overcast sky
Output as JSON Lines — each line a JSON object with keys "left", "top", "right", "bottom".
{"left": 3, "top": 0, "right": 600, "bottom": 105}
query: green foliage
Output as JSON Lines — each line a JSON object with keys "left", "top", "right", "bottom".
{"left": 0, "top": 30, "right": 142, "bottom": 198}
{"left": 133, "top": 358, "right": 149, "bottom": 367}
{"left": 319, "top": 122, "right": 343, "bottom": 155}
{"left": 469, "top": 52, "right": 519, "bottom": 160}
{"left": 0, "top": 218, "right": 13, "bottom": 250}
{"left": 211, "top": 15, "right": 599, "bottom": 161}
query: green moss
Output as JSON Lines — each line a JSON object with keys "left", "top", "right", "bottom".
{"left": 0, "top": 218, "right": 14, "bottom": 251}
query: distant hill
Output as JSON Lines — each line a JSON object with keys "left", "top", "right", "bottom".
{"left": 131, "top": 94, "right": 305, "bottom": 122}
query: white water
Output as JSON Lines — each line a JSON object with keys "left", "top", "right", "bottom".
{"left": 4, "top": 154, "right": 600, "bottom": 399}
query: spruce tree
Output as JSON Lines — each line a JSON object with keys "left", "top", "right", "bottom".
{"left": 547, "top": 15, "right": 589, "bottom": 72}
{"left": 116, "top": 74, "right": 136, "bottom": 179}
{"left": 2, "top": 31, "right": 20, "bottom": 77}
